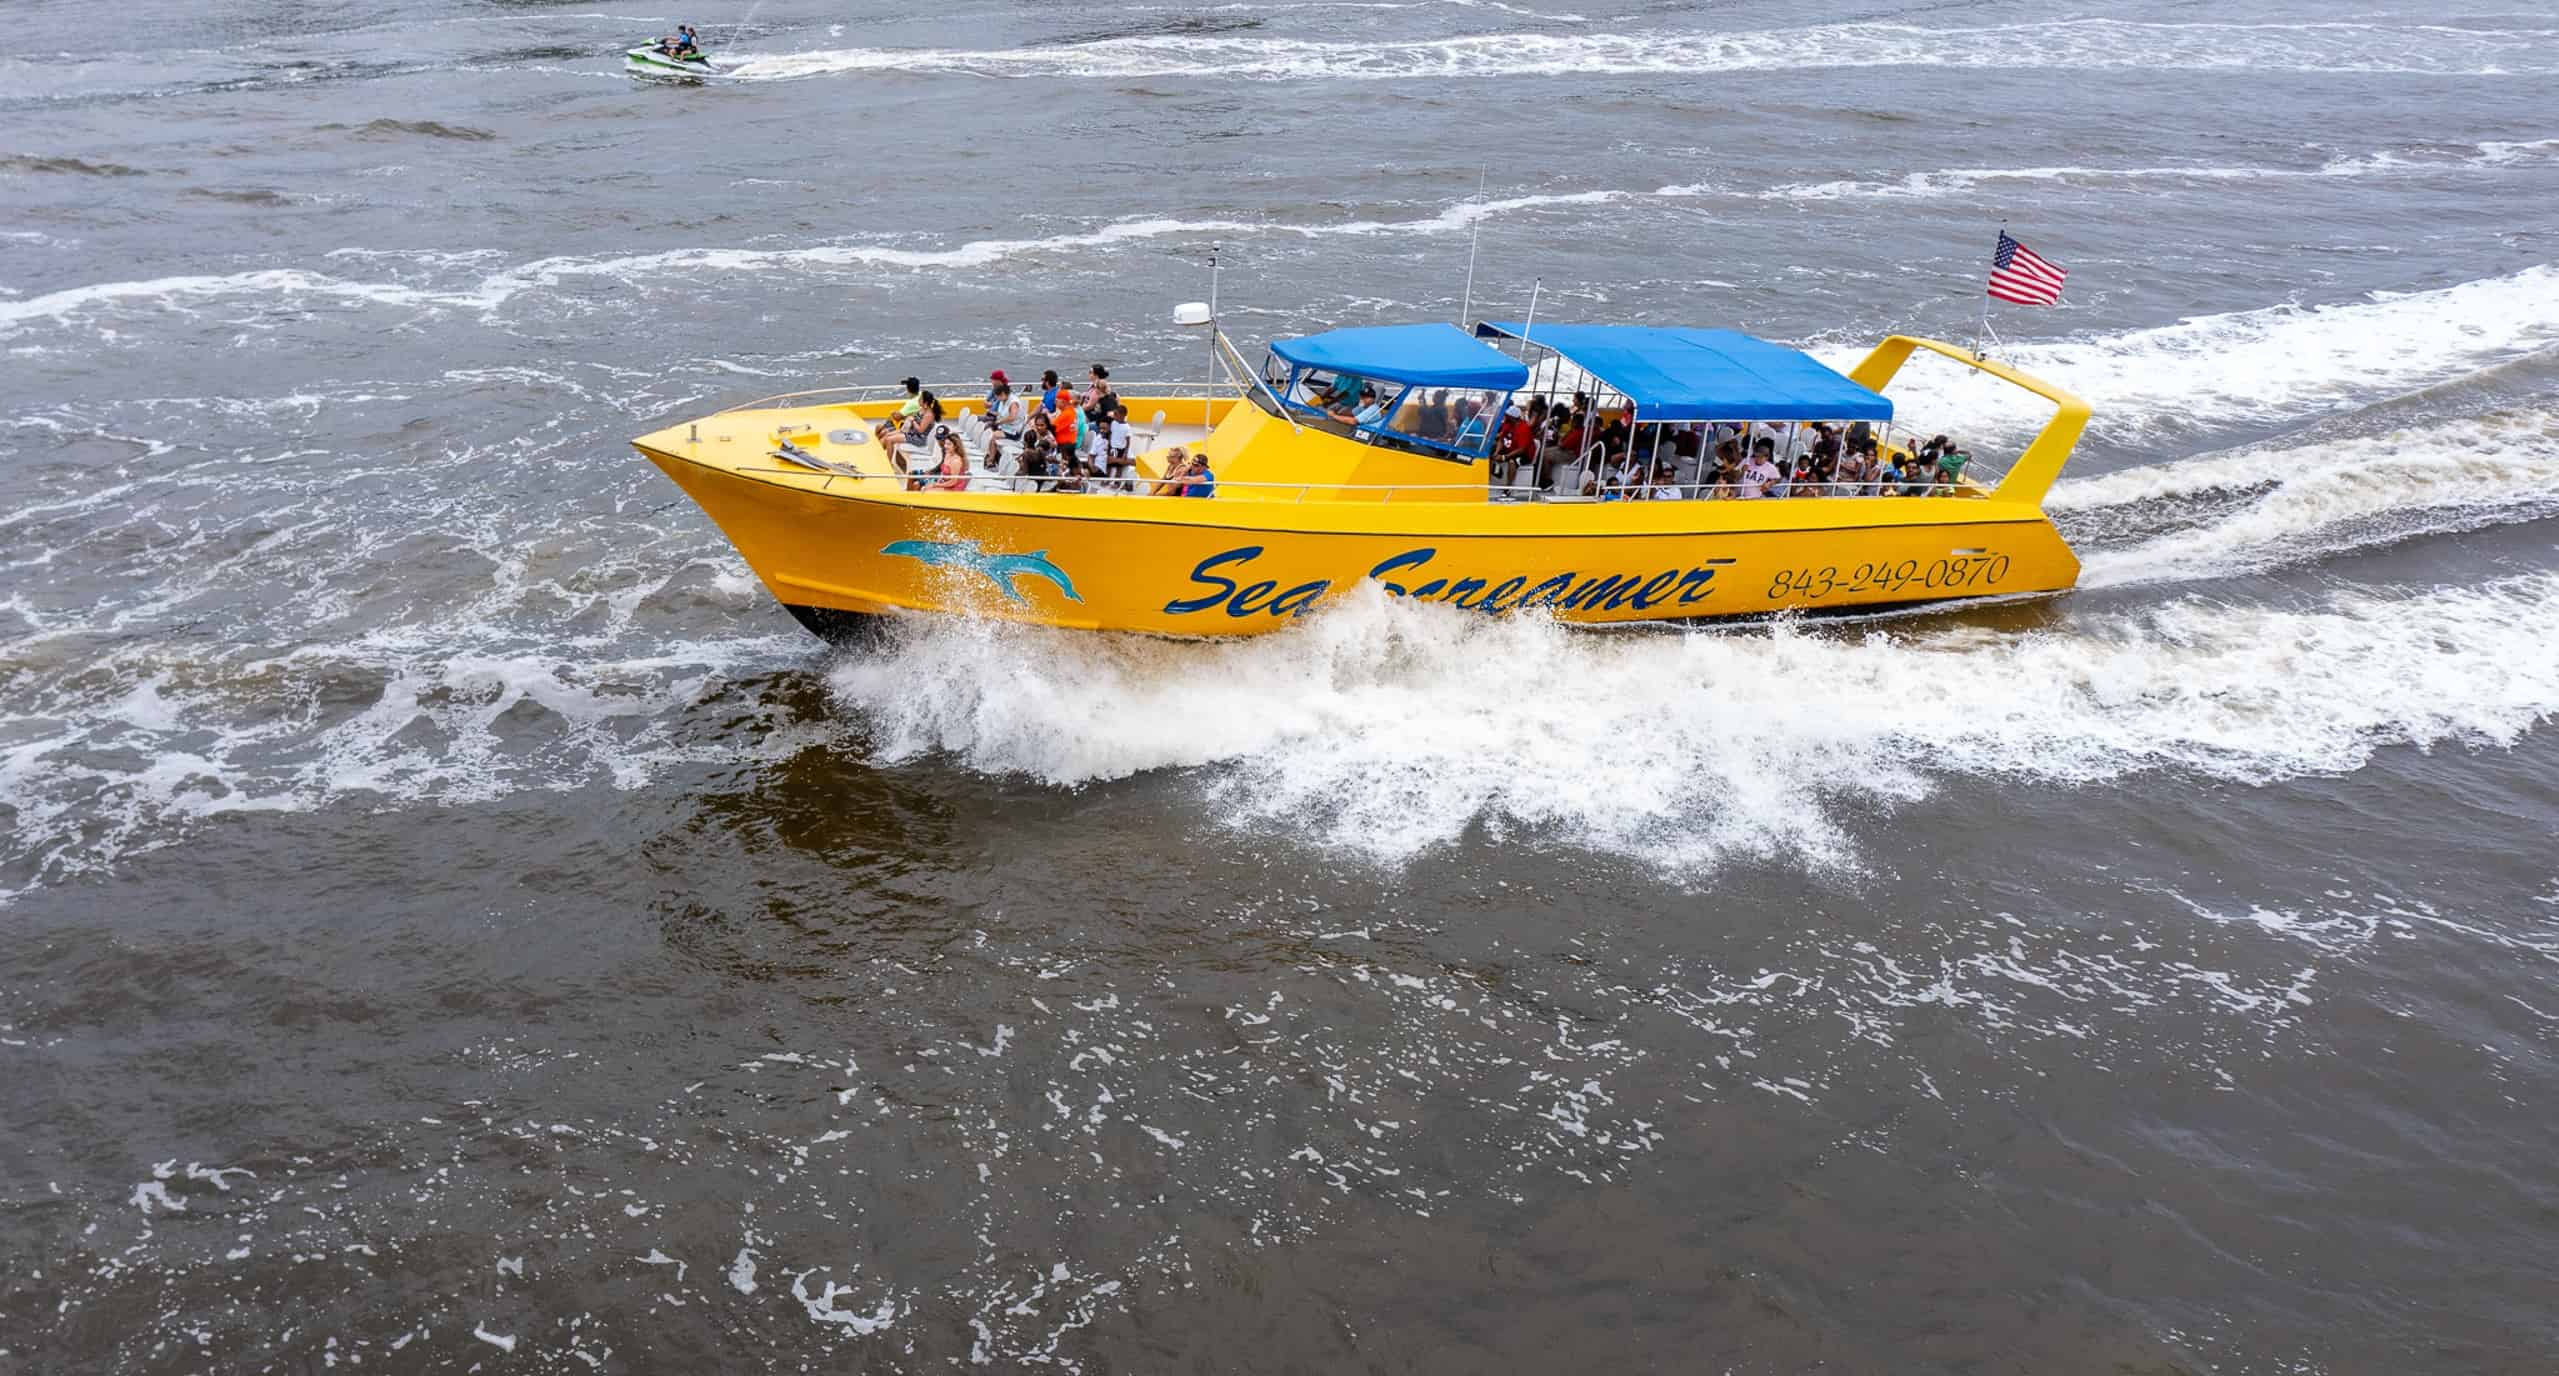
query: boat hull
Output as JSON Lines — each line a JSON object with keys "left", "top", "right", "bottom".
{"left": 637, "top": 438, "right": 2080, "bottom": 639}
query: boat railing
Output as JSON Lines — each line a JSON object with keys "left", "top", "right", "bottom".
{"left": 715, "top": 380, "right": 1237, "bottom": 416}
{"left": 758, "top": 453, "right": 1977, "bottom": 503}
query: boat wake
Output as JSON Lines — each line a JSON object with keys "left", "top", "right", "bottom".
{"left": 828, "top": 573, "right": 2559, "bottom": 870}
{"left": 727, "top": 20, "right": 2559, "bottom": 82}
{"left": 2061, "top": 414, "right": 2559, "bottom": 587}
{"left": 1828, "top": 266, "right": 2559, "bottom": 446}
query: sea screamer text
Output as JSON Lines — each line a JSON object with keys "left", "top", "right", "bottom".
{"left": 1163, "top": 546, "right": 1736, "bottom": 619}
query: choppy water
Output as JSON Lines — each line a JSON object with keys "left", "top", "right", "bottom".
{"left": 5, "top": 0, "right": 2558, "bottom": 1370}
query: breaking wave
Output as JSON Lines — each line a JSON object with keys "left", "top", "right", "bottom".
{"left": 730, "top": 20, "right": 2559, "bottom": 82}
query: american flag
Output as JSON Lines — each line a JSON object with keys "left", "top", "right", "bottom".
{"left": 1987, "top": 231, "right": 2067, "bottom": 307}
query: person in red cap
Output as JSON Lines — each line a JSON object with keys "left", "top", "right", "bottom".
{"left": 987, "top": 373, "right": 1024, "bottom": 444}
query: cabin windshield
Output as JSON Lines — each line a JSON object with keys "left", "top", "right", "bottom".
{"left": 1257, "top": 351, "right": 1507, "bottom": 462}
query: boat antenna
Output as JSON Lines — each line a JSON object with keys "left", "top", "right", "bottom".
{"left": 1206, "top": 244, "right": 1221, "bottom": 428}
{"left": 1517, "top": 276, "right": 1543, "bottom": 363}
{"left": 1457, "top": 164, "right": 1487, "bottom": 330}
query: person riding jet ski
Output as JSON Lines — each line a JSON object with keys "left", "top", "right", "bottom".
{"left": 656, "top": 25, "right": 703, "bottom": 60}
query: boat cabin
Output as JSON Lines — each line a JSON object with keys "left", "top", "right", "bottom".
{"left": 1219, "top": 319, "right": 1900, "bottom": 503}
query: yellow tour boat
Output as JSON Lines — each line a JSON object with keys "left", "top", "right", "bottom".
{"left": 632, "top": 316, "right": 2089, "bottom": 641}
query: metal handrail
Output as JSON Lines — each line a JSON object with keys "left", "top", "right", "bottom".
{"left": 716, "top": 379, "right": 1237, "bottom": 416}
{"left": 765, "top": 453, "right": 1979, "bottom": 503}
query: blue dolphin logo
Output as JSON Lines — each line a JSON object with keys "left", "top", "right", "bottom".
{"left": 881, "top": 539, "right": 1082, "bottom": 605}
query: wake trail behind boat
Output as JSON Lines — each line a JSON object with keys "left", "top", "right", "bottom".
{"left": 828, "top": 574, "right": 2559, "bottom": 870}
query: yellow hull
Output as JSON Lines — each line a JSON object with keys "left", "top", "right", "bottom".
{"left": 633, "top": 336, "right": 2089, "bottom": 639}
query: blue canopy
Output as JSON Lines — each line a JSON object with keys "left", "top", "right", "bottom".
{"left": 1472, "top": 323, "right": 1891, "bottom": 423}
{"left": 1270, "top": 323, "right": 1529, "bottom": 392}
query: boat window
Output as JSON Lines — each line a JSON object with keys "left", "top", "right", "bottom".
{"left": 1375, "top": 386, "right": 1504, "bottom": 458}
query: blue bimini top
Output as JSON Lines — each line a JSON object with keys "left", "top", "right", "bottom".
{"left": 1472, "top": 322, "right": 1891, "bottom": 423}
{"left": 1270, "top": 323, "right": 1531, "bottom": 392}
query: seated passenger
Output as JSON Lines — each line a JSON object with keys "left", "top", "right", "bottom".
{"left": 1351, "top": 386, "right": 1390, "bottom": 429}
{"left": 1899, "top": 451, "right": 1934, "bottom": 496}
{"left": 1933, "top": 447, "right": 1970, "bottom": 488}
{"left": 893, "top": 376, "right": 923, "bottom": 420}
{"left": 1703, "top": 453, "right": 1740, "bottom": 499}
{"left": 1020, "top": 428, "right": 1058, "bottom": 489}
{"left": 927, "top": 431, "right": 972, "bottom": 492}
{"left": 1787, "top": 457, "right": 1822, "bottom": 497}
{"left": 1151, "top": 446, "right": 1193, "bottom": 496}
{"left": 1875, "top": 452, "right": 1906, "bottom": 495}
{"left": 1052, "top": 453, "right": 1089, "bottom": 494}
{"left": 1185, "top": 453, "right": 1217, "bottom": 497}
{"left": 1454, "top": 398, "right": 1490, "bottom": 450}
{"left": 1648, "top": 462, "right": 1687, "bottom": 500}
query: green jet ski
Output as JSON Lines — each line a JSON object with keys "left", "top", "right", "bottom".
{"left": 626, "top": 41, "right": 723, "bottom": 78}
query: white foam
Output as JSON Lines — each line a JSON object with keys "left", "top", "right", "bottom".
{"left": 1772, "top": 140, "right": 2559, "bottom": 200}
{"left": 731, "top": 20, "right": 2559, "bottom": 82}
{"left": 0, "top": 268, "right": 497, "bottom": 339}
{"left": 1837, "top": 266, "right": 2559, "bottom": 446}
{"left": 827, "top": 573, "right": 2559, "bottom": 869}
{"left": 2064, "top": 415, "right": 2559, "bottom": 587}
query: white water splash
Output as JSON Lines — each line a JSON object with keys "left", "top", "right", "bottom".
{"left": 829, "top": 573, "right": 2559, "bottom": 868}
{"left": 2064, "top": 414, "right": 2559, "bottom": 587}
{"left": 1833, "top": 266, "right": 2559, "bottom": 446}
{"left": 728, "top": 20, "right": 2559, "bottom": 82}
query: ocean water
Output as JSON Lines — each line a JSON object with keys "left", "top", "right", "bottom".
{"left": 4, "top": 0, "right": 2558, "bottom": 1370}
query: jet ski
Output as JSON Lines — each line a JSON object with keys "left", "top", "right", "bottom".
{"left": 626, "top": 43, "right": 724, "bottom": 78}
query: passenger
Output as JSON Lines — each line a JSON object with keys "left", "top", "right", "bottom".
{"left": 1900, "top": 449, "right": 1934, "bottom": 496}
{"left": 1052, "top": 452, "right": 1089, "bottom": 494}
{"left": 1084, "top": 364, "right": 1115, "bottom": 425}
{"left": 1454, "top": 397, "right": 1490, "bottom": 451}
{"left": 1151, "top": 446, "right": 1193, "bottom": 497}
{"left": 988, "top": 377, "right": 1025, "bottom": 442}
{"left": 1933, "top": 447, "right": 1971, "bottom": 489}
{"left": 1875, "top": 450, "right": 1906, "bottom": 496}
{"left": 927, "top": 431, "right": 971, "bottom": 492}
{"left": 1746, "top": 438, "right": 1782, "bottom": 498}
{"left": 1605, "top": 449, "right": 1644, "bottom": 498}
{"left": 1317, "top": 372, "right": 1364, "bottom": 411}
{"left": 1106, "top": 402, "right": 1134, "bottom": 486}
{"left": 1711, "top": 447, "right": 1744, "bottom": 498}
{"left": 1039, "top": 369, "right": 1062, "bottom": 413}
{"left": 1352, "top": 386, "right": 1391, "bottom": 429}
{"left": 1787, "top": 456, "right": 1822, "bottom": 498}
{"left": 893, "top": 376, "right": 924, "bottom": 420}
{"left": 1183, "top": 451, "right": 1216, "bottom": 498}
{"left": 1049, "top": 391, "right": 1078, "bottom": 468}
{"left": 1493, "top": 402, "right": 1535, "bottom": 481}
{"left": 1834, "top": 445, "right": 1873, "bottom": 494}
{"left": 1648, "top": 462, "right": 1687, "bottom": 500}
{"left": 899, "top": 391, "right": 938, "bottom": 454}
{"left": 1021, "top": 427, "right": 1058, "bottom": 490}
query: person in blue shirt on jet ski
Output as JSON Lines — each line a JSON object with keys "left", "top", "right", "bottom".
{"left": 658, "top": 25, "right": 702, "bottom": 59}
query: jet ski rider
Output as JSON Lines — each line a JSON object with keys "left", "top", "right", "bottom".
{"left": 658, "top": 25, "right": 702, "bottom": 59}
